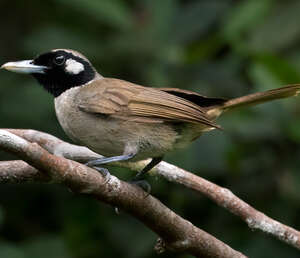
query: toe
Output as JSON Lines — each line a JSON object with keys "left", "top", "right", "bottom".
{"left": 130, "top": 179, "right": 151, "bottom": 194}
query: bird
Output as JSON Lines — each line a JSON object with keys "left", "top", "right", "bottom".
{"left": 2, "top": 49, "right": 300, "bottom": 189}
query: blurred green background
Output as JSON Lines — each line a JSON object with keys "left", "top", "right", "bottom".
{"left": 1, "top": 0, "right": 300, "bottom": 257}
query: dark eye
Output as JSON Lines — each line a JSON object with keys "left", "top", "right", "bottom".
{"left": 53, "top": 55, "right": 65, "bottom": 66}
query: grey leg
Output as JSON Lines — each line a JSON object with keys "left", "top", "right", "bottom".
{"left": 85, "top": 153, "right": 136, "bottom": 167}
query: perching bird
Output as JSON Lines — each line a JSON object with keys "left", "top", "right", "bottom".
{"left": 2, "top": 49, "right": 300, "bottom": 187}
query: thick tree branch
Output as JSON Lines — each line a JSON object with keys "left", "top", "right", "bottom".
{"left": 0, "top": 129, "right": 245, "bottom": 258}
{"left": 0, "top": 160, "right": 50, "bottom": 183}
{"left": 3, "top": 129, "right": 300, "bottom": 251}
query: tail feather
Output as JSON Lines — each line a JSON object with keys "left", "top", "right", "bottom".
{"left": 207, "top": 84, "right": 300, "bottom": 118}
{"left": 222, "top": 84, "right": 300, "bottom": 109}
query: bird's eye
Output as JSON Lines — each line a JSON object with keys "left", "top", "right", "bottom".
{"left": 53, "top": 56, "right": 66, "bottom": 66}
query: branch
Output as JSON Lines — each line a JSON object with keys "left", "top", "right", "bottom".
{"left": 0, "top": 160, "right": 50, "bottom": 183}
{"left": 3, "top": 129, "right": 300, "bottom": 250}
{"left": 0, "top": 129, "right": 246, "bottom": 258}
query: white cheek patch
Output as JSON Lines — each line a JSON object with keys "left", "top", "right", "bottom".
{"left": 65, "top": 59, "right": 85, "bottom": 74}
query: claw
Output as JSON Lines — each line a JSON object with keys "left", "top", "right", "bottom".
{"left": 129, "top": 179, "right": 151, "bottom": 196}
{"left": 93, "top": 166, "right": 110, "bottom": 176}
{"left": 90, "top": 166, "right": 111, "bottom": 184}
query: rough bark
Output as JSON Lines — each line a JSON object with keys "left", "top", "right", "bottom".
{"left": 0, "top": 129, "right": 246, "bottom": 258}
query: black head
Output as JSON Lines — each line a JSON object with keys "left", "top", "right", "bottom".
{"left": 1, "top": 49, "right": 97, "bottom": 97}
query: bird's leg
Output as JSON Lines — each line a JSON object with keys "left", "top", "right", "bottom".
{"left": 85, "top": 153, "right": 136, "bottom": 181}
{"left": 129, "top": 157, "right": 163, "bottom": 194}
{"left": 85, "top": 153, "right": 136, "bottom": 167}
{"left": 85, "top": 154, "right": 163, "bottom": 194}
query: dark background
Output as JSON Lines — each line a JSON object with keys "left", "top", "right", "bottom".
{"left": 1, "top": 0, "right": 300, "bottom": 257}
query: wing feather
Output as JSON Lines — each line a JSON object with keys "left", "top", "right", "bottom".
{"left": 77, "top": 78, "right": 220, "bottom": 128}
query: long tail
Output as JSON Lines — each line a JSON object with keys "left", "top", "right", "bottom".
{"left": 207, "top": 84, "right": 300, "bottom": 118}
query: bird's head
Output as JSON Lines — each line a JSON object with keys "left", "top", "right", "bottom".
{"left": 1, "top": 49, "right": 98, "bottom": 97}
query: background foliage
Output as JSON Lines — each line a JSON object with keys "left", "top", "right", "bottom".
{"left": 1, "top": 0, "right": 300, "bottom": 257}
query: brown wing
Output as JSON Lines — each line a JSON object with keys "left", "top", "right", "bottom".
{"left": 76, "top": 78, "right": 220, "bottom": 129}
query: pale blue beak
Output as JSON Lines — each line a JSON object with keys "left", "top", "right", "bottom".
{"left": 1, "top": 60, "right": 47, "bottom": 74}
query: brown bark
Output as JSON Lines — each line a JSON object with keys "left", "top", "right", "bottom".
{"left": 0, "top": 129, "right": 246, "bottom": 258}
{"left": 2, "top": 129, "right": 300, "bottom": 254}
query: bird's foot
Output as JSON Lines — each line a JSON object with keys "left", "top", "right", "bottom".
{"left": 126, "top": 156, "right": 161, "bottom": 194}
{"left": 128, "top": 177, "right": 151, "bottom": 195}
{"left": 85, "top": 163, "right": 111, "bottom": 184}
